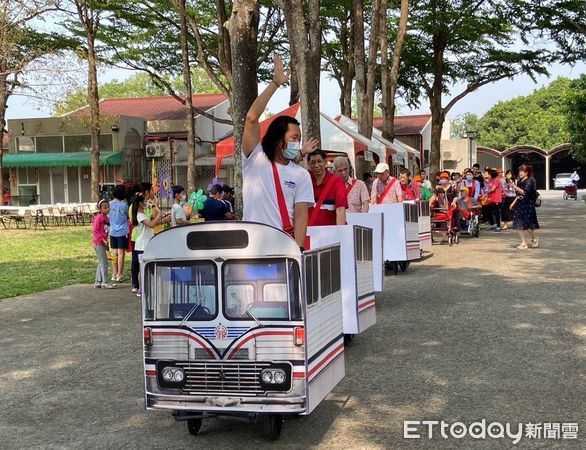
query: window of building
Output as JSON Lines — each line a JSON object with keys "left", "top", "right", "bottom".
{"left": 16, "top": 137, "right": 35, "bottom": 152}
{"left": 35, "top": 136, "right": 63, "bottom": 153}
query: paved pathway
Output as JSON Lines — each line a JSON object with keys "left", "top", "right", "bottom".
{"left": 0, "top": 191, "right": 584, "bottom": 449}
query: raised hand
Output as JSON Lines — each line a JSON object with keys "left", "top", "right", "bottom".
{"left": 301, "top": 138, "right": 319, "bottom": 156}
{"left": 273, "top": 55, "right": 291, "bottom": 87}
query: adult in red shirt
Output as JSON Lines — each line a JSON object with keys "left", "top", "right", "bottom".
{"left": 307, "top": 149, "right": 348, "bottom": 226}
{"left": 399, "top": 168, "right": 420, "bottom": 200}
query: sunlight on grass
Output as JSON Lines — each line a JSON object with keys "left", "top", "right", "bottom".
{"left": 0, "top": 226, "right": 120, "bottom": 299}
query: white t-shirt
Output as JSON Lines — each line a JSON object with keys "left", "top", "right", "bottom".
{"left": 171, "top": 203, "right": 187, "bottom": 227}
{"left": 242, "top": 143, "right": 314, "bottom": 229}
{"left": 135, "top": 212, "right": 155, "bottom": 251}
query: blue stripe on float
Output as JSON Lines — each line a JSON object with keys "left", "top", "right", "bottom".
{"left": 308, "top": 333, "right": 344, "bottom": 364}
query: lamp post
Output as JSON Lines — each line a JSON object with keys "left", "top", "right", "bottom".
{"left": 463, "top": 130, "right": 477, "bottom": 168}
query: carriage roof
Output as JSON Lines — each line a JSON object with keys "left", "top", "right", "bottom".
{"left": 142, "top": 221, "right": 301, "bottom": 262}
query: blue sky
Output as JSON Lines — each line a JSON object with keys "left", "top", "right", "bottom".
{"left": 6, "top": 60, "right": 584, "bottom": 122}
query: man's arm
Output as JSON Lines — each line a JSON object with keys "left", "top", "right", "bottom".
{"left": 242, "top": 56, "right": 290, "bottom": 157}
{"left": 293, "top": 203, "right": 309, "bottom": 248}
{"left": 370, "top": 179, "right": 378, "bottom": 205}
{"left": 336, "top": 207, "right": 346, "bottom": 225}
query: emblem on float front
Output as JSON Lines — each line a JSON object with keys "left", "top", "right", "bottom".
{"left": 214, "top": 324, "right": 228, "bottom": 340}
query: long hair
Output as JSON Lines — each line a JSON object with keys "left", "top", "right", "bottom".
{"left": 518, "top": 164, "right": 533, "bottom": 178}
{"left": 131, "top": 193, "right": 145, "bottom": 227}
{"left": 261, "top": 116, "right": 300, "bottom": 162}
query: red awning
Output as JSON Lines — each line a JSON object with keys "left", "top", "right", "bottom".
{"left": 215, "top": 103, "right": 301, "bottom": 175}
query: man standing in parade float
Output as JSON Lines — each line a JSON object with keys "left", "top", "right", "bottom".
{"left": 370, "top": 163, "right": 403, "bottom": 204}
{"left": 307, "top": 150, "right": 348, "bottom": 226}
{"left": 241, "top": 56, "right": 319, "bottom": 249}
{"left": 333, "top": 156, "right": 369, "bottom": 213}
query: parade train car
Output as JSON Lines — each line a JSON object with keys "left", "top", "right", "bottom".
{"left": 369, "top": 202, "right": 420, "bottom": 274}
{"left": 347, "top": 212, "right": 384, "bottom": 293}
{"left": 306, "top": 223, "right": 377, "bottom": 341}
{"left": 141, "top": 222, "right": 345, "bottom": 440}
{"left": 416, "top": 200, "right": 432, "bottom": 253}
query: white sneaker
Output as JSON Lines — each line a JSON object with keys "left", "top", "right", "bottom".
{"left": 94, "top": 283, "right": 101, "bottom": 289}
{"left": 101, "top": 283, "right": 116, "bottom": 289}
{"left": 116, "top": 274, "right": 125, "bottom": 282}
{"left": 131, "top": 287, "right": 138, "bottom": 293}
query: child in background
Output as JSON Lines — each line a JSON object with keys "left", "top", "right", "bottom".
{"left": 171, "top": 185, "right": 190, "bottom": 226}
{"left": 131, "top": 193, "right": 163, "bottom": 297}
{"left": 92, "top": 200, "right": 115, "bottom": 289}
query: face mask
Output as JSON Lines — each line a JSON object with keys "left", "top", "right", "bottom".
{"left": 283, "top": 141, "right": 300, "bottom": 160}
{"left": 439, "top": 179, "right": 448, "bottom": 185}
{"left": 466, "top": 174, "right": 473, "bottom": 181}
{"left": 179, "top": 194, "right": 186, "bottom": 206}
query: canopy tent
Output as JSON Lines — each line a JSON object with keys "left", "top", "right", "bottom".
{"left": 215, "top": 103, "right": 301, "bottom": 175}
{"left": 3, "top": 151, "right": 124, "bottom": 168}
{"left": 336, "top": 115, "right": 418, "bottom": 166}
{"left": 215, "top": 103, "right": 386, "bottom": 175}
{"left": 322, "top": 114, "right": 387, "bottom": 164}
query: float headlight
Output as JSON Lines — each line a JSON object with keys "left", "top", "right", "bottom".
{"left": 273, "top": 370, "right": 286, "bottom": 384}
{"left": 261, "top": 369, "right": 274, "bottom": 384}
{"left": 173, "top": 368, "right": 185, "bottom": 382}
{"left": 162, "top": 366, "right": 175, "bottom": 382}
{"left": 158, "top": 364, "right": 187, "bottom": 388}
{"left": 259, "top": 366, "right": 290, "bottom": 391}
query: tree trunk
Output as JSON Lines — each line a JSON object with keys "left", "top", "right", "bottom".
{"left": 226, "top": 0, "right": 259, "bottom": 218}
{"left": 353, "top": 0, "right": 366, "bottom": 131}
{"left": 0, "top": 76, "right": 7, "bottom": 187}
{"left": 342, "top": 14, "right": 354, "bottom": 118}
{"left": 279, "top": 0, "right": 321, "bottom": 142}
{"left": 430, "top": 99, "right": 444, "bottom": 175}
{"left": 381, "top": 0, "right": 409, "bottom": 142}
{"left": 86, "top": 31, "right": 100, "bottom": 202}
{"left": 363, "top": 0, "right": 383, "bottom": 139}
{"left": 289, "top": 57, "right": 300, "bottom": 106}
{"left": 177, "top": 0, "right": 197, "bottom": 193}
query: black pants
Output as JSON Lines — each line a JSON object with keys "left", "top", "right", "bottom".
{"left": 488, "top": 203, "right": 501, "bottom": 227}
{"left": 131, "top": 248, "right": 143, "bottom": 289}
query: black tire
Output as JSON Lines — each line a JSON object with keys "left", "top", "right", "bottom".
{"left": 448, "top": 236, "right": 453, "bottom": 246}
{"left": 268, "top": 414, "right": 283, "bottom": 440}
{"left": 187, "top": 418, "right": 203, "bottom": 436}
{"left": 393, "top": 262, "right": 398, "bottom": 275}
{"left": 399, "top": 261, "right": 409, "bottom": 272}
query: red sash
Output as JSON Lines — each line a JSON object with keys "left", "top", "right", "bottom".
{"left": 308, "top": 175, "right": 338, "bottom": 227}
{"left": 377, "top": 178, "right": 398, "bottom": 204}
{"left": 271, "top": 162, "right": 294, "bottom": 237}
{"left": 346, "top": 179, "right": 356, "bottom": 195}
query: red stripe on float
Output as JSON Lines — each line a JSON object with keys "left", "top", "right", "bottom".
{"left": 145, "top": 370, "right": 157, "bottom": 377}
{"left": 308, "top": 343, "right": 344, "bottom": 378}
{"left": 152, "top": 331, "right": 216, "bottom": 359}
{"left": 293, "top": 371, "right": 306, "bottom": 379}
{"left": 228, "top": 331, "right": 293, "bottom": 359}
{"left": 359, "top": 299, "right": 376, "bottom": 311}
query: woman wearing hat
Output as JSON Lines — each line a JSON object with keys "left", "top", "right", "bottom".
{"left": 370, "top": 163, "right": 403, "bottom": 204}
{"left": 414, "top": 175, "right": 432, "bottom": 201}
{"left": 431, "top": 171, "right": 458, "bottom": 244}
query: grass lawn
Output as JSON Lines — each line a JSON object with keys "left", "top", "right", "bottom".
{"left": 0, "top": 225, "right": 127, "bottom": 299}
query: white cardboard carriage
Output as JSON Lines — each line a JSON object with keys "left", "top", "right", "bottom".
{"left": 346, "top": 212, "right": 384, "bottom": 292}
{"left": 369, "top": 203, "right": 420, "bottom": 264}
{"left": 140, "top": 222, "right": 345, "bottom": 439}
{"left": 417, "top": 201, "right": 432, "bottom": 252}
{"left": 306, "top": 224, "right": 376, "bottom": 335}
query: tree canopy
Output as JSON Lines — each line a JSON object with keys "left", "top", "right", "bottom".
{"left": 471, "top": 77, "right": 573, "bottom": 151}
{"left": 564, "top": 74, "right": 586, "bottom": 160}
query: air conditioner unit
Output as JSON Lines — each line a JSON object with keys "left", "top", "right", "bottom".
{"left": 145, "top": 143, "right": 165, "bottom": 158}
{"left": 442, "top": 151, "right": 455, "bottom": 161}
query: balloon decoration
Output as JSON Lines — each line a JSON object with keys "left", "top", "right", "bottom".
{"left": 207, "top": 177, "right": 224, "bottom": 192}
